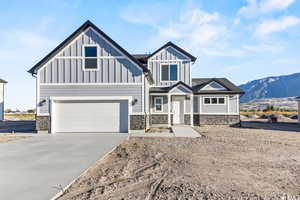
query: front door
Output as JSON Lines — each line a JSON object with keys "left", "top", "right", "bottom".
{"left": 173, "top": 97, "right": 184, "bottom": 124}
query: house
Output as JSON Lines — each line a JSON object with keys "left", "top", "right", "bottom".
{"left": 28, "top": 20, "right": 244, "bottom": 133}
{"left": 0, "top": 79, "right": 7, "bottom": 121}
{"left": 296, "top": 97, "right": 300, "bottom": 124}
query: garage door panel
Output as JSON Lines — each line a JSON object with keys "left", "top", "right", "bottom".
{"left": 53, "top": 100, "right": 128, "bottom": 133}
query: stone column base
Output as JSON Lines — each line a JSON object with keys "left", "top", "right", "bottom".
{"left": 130, "top": 115, "right": 146, "bottom": 130}
{"left": 36, "top": 116, "right": 51, "bottom": 133}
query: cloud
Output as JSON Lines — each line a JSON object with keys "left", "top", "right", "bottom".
{"left": 238, "top": 0, "right": 295, "bottom": 18}
{"left": 11, "top": 31, "right": 57, "bottom": 49}
{"left": 261, "top": 0, "right": 295, "bottom": 12}
{"left": 120, "top": 2, "right": 171, "bottom": 27}
{"left": 156, "top": 9, "right": 226, "bottom": 48}
{"left": 242, "top": 43, "right": 285, "bottom": 54}
{"left": 255, "top": 16, "right": 300, "bottom": 37}
{"left": 202, "top": 48, "right": 248, "bottom": 57}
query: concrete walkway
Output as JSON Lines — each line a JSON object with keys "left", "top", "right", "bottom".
{"left": 130, "top": 126, "right": 201, "bottom": 138}
{"left": 130, "top": 132, "right": 174, "bottom": 137}
{"left": 172, "top": 126, "right": 201, "bottom": 138}
{"left": 0, "top": 133, "right": 128, "bottom": 200}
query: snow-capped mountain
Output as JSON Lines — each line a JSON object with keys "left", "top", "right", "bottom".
{"left": 239, "top": 72, "right": 300, "bottom": 103}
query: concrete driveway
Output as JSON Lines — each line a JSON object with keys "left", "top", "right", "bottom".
{"left": 0, "top": 133, "right": 128, "bottom": 200}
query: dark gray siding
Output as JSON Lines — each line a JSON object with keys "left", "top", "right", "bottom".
{"left": 148, "top": 46, "right": 191, "bottom": 87}
{"left": 39, "top": 85, "right": 143, "bottom": 113}
{"left": 39, "top": 28, "right": 143, "bottom": 84}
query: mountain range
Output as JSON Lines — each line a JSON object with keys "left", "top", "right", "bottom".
{"left": 239, "top": 72, "right": 300, "bottom": 103}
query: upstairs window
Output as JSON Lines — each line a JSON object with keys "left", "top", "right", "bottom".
{"left": 161, "top": 64, "right": 178, "bottom": 81}
{"left": 84, "top": 46, "right": 98, "bottom": 70}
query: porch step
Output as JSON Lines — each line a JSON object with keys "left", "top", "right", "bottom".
{"left": 172, "top": 126, "right": 201, "bottom": 138}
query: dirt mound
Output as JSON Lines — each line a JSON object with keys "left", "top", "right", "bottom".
{"left": 58, "top": 130, "right": 300, "bottom": 200}
{"left": 240, "top": 115, "right": 248, "bottom": 120}
{"left": 248, "top": 114, "right": 260, "bottom": 119}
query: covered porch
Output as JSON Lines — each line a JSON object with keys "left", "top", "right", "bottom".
{"left": 148, "top": 82, "right": 194, "bottom": 128}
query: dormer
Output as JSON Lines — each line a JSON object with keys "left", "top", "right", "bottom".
{"left": 146, "top": 42, "right": 196, "bottom": 87}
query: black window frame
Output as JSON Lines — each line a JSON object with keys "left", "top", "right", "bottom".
{"left": 161, "top": 64, "right": 178, "bottom": 82}
{"left": 84, "top": 46, "right": 98, "bottom": 70}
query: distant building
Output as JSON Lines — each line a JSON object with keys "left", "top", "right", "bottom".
{"left": 0, "top": 79, "right": 7, "bottom": 121}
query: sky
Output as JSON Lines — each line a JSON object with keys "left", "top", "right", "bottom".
{"left": 0, "top": 0, "right": 300, "bottom": 110}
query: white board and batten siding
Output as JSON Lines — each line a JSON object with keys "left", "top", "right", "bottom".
{"left": 36, "top": 27, "right": 146, "bottom": 133}
{"left": 37, "top": 27, "right": 145, "bottom": 116}
{"left": 148, "top": 46, "right": 191, "bottom": 87}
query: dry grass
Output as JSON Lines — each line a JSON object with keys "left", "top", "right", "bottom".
{"left": 4, "top": 113, "right": 36, "bottom": 121}
{"left": 58, "top": 124, "right": 300, "bottom": 200}
{"left": 0, "top": 134, "right": 29, "bottom": 143}
{"left": 240, "top": 111, "right": 297, "bottom": 116}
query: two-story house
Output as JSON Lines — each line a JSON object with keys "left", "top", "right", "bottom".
{"left": 28, "top": 21, "right": 244, "bottom": 133}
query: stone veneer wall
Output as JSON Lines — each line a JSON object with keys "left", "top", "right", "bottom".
{"left": 150, "top": 114, "right": 173, "bottom": 125}
{"left": 184, "top": 114, "right": 191, "bottom": 125}
{"left": 36, "top": 116, "right": 51, "bottom": 132}
{"left": 199, "top": 115, "right": 240, "bottom": 125}
{"left": 130, "top": 115, "right": 146, "bottom": 130}
{"left": 193, "top": 115, "right": 200, "bottom": 126}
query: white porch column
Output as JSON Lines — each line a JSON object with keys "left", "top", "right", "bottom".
{"left": 168, "top": 94, "right": 171, "bottom": 127}
{"left": 190, "top": 94, "right": 194, "bottom": 127}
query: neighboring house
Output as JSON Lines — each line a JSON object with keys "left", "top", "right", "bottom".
{"left": 28, "top": 20, "right": 244, "bottom": 133}
{"left": 296, "top": 97, "right": 300, "bottom": 124}
{"left": 0, "top": 79, "right": 7, "bottom": 121}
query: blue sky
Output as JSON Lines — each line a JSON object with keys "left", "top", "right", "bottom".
{"left": 1, "top": 0, "right": 300, "bottom": 110}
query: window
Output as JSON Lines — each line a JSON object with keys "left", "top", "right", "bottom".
{"left": 204, "top": 97, "right": 226, "bottom": 105}
{"left": 212, "top": 98, "right": 218, "bottom": 104}
{"left": 218, "top": 98, "right": 225, "bottom": 104}
{"left": 154, "top": 97, "right": 163, "bottom": 112}
{"left": 161, "top": 64, "right": 178, "bottom": 81}
{"left": 84, "top": 46, "right": 98, "bottom": 70}
{"left": 204, "top": 98, "right": 211, "bottom": 104}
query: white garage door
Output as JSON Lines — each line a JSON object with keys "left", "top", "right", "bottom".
{"left": 52, "top": 100, "right": 128, "bottom": 133}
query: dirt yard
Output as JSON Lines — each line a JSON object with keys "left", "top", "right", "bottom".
{"left": 58, "top": 124, "right": 300, "bottom": 200}
{"left": 0, "top": 134, "right": 29, "bottom": 143}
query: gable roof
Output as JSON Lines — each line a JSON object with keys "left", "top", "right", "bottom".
{"left": 192, "top": 78, "right": 244, "bottom": 94}
{"left": 149, "top": 81, "right": 193, "bottom": 93}
{"left": 147, "top": 42, "right": 197, "bottom": 62}
{"left": 28, "top": 20, "right": 148, "bottom": 74}
{"left": 0, "top": 79, "right": 7, "bottom": 83}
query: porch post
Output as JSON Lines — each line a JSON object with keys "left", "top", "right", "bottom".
{"left": 190, "top": 94, "right": 194, "bottom": 127}
{"left": 168, "top": 94, "right": 171, "bottom": 127}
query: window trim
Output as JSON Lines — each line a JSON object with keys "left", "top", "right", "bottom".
{"left": 154, "top": 97, "right": 163, "bottom": 112}
{"left": 82, "top": 44, "right": 99, "bottom": 71}
{"left": 160, "top": 63, "right": 179, "bottom": 82}
{"left": 204, "top": 97, "right": 226, "bottom": 105}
